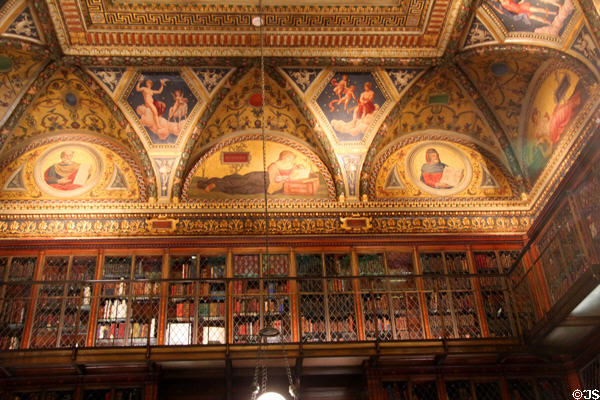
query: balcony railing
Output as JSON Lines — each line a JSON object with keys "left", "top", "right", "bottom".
{"left": 0, "top": 273, "right": 521, "bottom": 350}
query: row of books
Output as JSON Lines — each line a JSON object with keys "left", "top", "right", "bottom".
{"left": 234, "top": 320, "right": 260, "bottom": 337}
{"left": 329, "top": 316, "right": 355, "bottom": 334}
{"left": 198, "top": 301, "right": 225, "bottom": 318}
{"left": 233, "top": 298, "right": 259, "bottom": 314}
{"left": 231, "top": 281, "right": 260, "bottom": 294}
{"left": 328, "top": 279, "right": 352, "bottom": 292}
{"left": 0, "top": 335, "right": 20, "bottom": 350}
{"left": 0, "top": 301, "right": 27, "bottom": 324}
{"left": 444, "top": 254, "right": 469, "bottom": 274}
{"left": 97, "top": 318, "right": 156, "bottom": 340}
{"left": 100, "top": 299, "right": 128, "bottom": 320}
{"left": 5, "top": 259, "right": 36, "bottom": 281}
{"left": 301, "top": 317, "right": 326, "bottom": 334}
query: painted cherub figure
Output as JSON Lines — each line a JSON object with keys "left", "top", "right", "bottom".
{"left": 329, "top": 85, "right": 356, "bottom": 112}
{"left": 331, "top": 75, "right": 349, "bottom": 100}
{"left": 168, "top": 90, "right": 189, "bottom": 123}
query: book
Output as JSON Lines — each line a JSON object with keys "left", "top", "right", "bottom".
{"left": 439, "top": 166, "right": 463, "bottom": 187}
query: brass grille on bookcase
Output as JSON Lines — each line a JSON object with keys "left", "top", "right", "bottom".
{"left": 97, "top": 255, "right": 131, "bottom": 347}
{"left": 445, "top": 380, "right": 474, "bottom": 400}
{"left": 580, "top": 355, "right": 600, "bottom": 393}
{"left": 382, "top": 381, "right": 439, "bottom": 400}
{"left": 574, "top": 160, "right": 600, "bottom": 253}
{"left": 114, "top": 388, "right": 143, "bottom": 400}
{"left": 507, "top": 379, "right": 537, "bottom": 400}
{"left": 297, "top": 254, "right": 326, "bottom": 342}
{"left": 31, "top": 256, "right": 69, "bottom": 348}
{"left": 129, "top": 256, "right": 161, "bottom": 346}
{"left": 263, "top": 254, "right": 291, "bottom": 343}
{"left": 386, "top": 251, "right": 424, "bottom": 340}
{"left": 424, "top": 276, "right": 451, "bottom": 339}
{"left": 536, "top": 201, "right": 589, "bottom": 306}
{"left": 358, "top": 254, "right": 393, "bottom": 340}
{"left": 11, "top": 391, "right": 75, "bottom": 400}
{"left": 411, "top": 381, "right": 439, "bottom": 399}
{"left": 473, "top": 381, "right": 503, "bottom": 400}
{"left": 0, "top": 256, "right": 35, "bottom": 350}
{"left": 232, "top": 254, "right": 260, "bottom": 343}
{"left": 167, "top": 255, "right": 196, "bottom": 345}
{"left": 61, "top": 256, "right": 95, "bottom": 348}
{"left": 391, "top": 291, "right": 424, "bottom": 339}
{"left": 512, "top": 271, "right": 538, "bottom": 332}
{"left": 325, "top": 254, "right": 357, "bottom": 341}
{"left": 474, "top": 251, "right": 515, "bottom": 337}
{"left": 198, "top": 255, "right": 226, "bottom": 345}
{"left": 83, "top": 389, "right": 112, "bottom": 400}
{"left": 536, "top": 377, "right": 567, "bottom": 400}
{"left": 382, "top": 381, "right": 409, "bottom": 399}
{"left": 450, "top": 276, "right": 481, "bottom": 339}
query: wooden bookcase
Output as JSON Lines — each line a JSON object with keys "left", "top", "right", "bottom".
{"left": 95, "top": 255, "right": 161, "bottom": 347}
{"left": 0, "top": 244, "right": 539, "bottom": 349}
{"left": 296, "top": 253, "right": 358, "bottom": 343}
{"left": 166, "top": 254, "right": 226, "bottom": 345}
{"left": 29, "top": 255, "right": 96, "bottom": 348}
{"left": 231, "top": 253, "right": 292, "bottom": 343}
{"left": 419, "top": 251, "right": 481, "bottom": 339}
{"left": 0, "top": 256, "right": 37, "bottom": 350}
{"left": 357, "top": 251, "right": 424, "bottom": 341}
{"left": 471, "top": 250, "right": 520, "bottom": 337}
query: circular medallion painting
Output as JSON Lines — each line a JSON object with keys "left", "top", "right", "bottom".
{"left": 406, "top": 142, "right": 472, "bottom": 196}
{"left": 33, "top": 143, "right": 103, "bottom": 198}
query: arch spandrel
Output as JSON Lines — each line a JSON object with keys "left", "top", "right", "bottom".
{"left": 190, "top": 69, "right": 323, "bottom": 161}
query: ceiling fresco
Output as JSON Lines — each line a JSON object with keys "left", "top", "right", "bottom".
{"left": 44, "top": 0, "right": 461, "bottom": 57}
{"left": 0, "top": 0, "right": 598, "bottom": 237}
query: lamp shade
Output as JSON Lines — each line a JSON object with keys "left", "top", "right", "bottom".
{"left": 256, "top": 392, "right": 286, "bottom": 400}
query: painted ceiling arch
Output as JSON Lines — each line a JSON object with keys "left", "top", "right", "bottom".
{"left": 186, "top": 68, "right": 344, "bottom": 198}
{"left": 368, "top": 133, "right": 516, "bottom": 202}
{"left": 363, "top": 68, "right": 513, "bottom": 185}
{"left": 0, "top": 132, "right": 150, "bottom": 202}
{"left": 0, "top": 0, "right": 598, "bottom": 236}
{"left": 182, "top": 132, "right": 337, "bottom": 204}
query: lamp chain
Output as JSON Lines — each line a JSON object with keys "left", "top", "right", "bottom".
{"left": 259, "top": 0, "right": 270, "bottom": 273}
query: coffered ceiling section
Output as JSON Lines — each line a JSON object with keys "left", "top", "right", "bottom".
{"left": 45, "top": 0, "right": 459, "bottom": 57}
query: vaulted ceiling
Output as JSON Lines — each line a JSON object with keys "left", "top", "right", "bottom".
{"left": 0, "top": 0, "right": 598, "bottom": 238}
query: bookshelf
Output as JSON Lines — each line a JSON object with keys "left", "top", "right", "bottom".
{"left": 382, "top": 380, "right": 439, "bottom": 400}
{"left": 386, "top": 252, "right": 424, "bottom": 340}
{"left": 536, "top": 202, "right": 590, "bottom": 306}
{"left": 445, "top": 380, "right": 502, "bottom": 400}
{"left": 82, "top": 388, "right": 142, "bottom": 400}
{"left": 472, "top": 251, "right": 518, "bottom": 337}
{"left": 0, "top": 256, "right": 37, "bottom": 350}
{"left": 419, "top": 252, "right": 481, "bottom": 339}
{"left": 30, "top": 255, "right": 96, "bottom": 348}
{"left": 296, "top": 253, "right": 357, "bottom": 342}
{"left": 231, "top": 254, "right": 292, "bottom": 343}
{"left": 358, "top": 252, "right": 424, "bottom": 341}
{"left": 10, "top": 391, "right": 75, "bottom": 400}
{"left": 96, "top": 255, "right": 160, "bottom": 347}
{"left": 296, "top": 254, "right": 327, "bottom": 342}
{"left": 573, "top": 159, "right": 600, "bottom": 261}
{"left": 166, "top": 255, "right": 226, "bottom": 345}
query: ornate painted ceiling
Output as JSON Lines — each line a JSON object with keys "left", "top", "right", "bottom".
{"left": 0, "top": 0, "right": 599, "bottom": 238}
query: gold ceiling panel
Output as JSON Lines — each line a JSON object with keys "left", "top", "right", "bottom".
{"left": 44, "top": 0, "right": 461, "bottom": 57}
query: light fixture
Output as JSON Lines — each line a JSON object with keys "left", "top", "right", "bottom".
{"left": 250, "top": 0, "right": 298, "bottom": 399}
{"left": 251, "top": 328, "right": 298, "bottom": 400}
